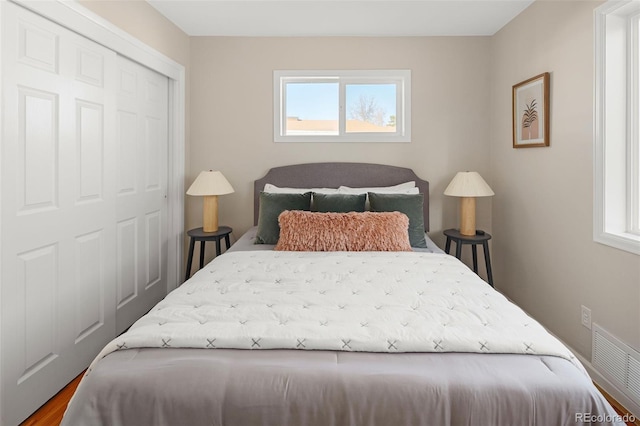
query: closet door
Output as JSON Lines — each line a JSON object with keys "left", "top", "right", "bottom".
{"left": 0, "top": 3, "right": 117, "bottom": 424}
{"left": 114, "top": 56, "right": 169, "bottom": 334}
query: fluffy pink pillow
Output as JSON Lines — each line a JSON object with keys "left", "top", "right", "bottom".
{"left": 275, "top": 210, "right": 412, "bottom": 252}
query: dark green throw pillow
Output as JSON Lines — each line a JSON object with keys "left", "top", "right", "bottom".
{"left": 255, "top": 192, "right": 312, "bottom": 244}
{"left": 368, "top": 192, "right": 427, "bottom": 248}
{"left": 312, "top": 193, "right": 366, "bottom": 213}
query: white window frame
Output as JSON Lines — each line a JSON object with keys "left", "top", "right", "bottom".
{"left": 274, "top": 70, "right": 411, "bottom": 143}
{"left": 631, "top": 10, "right": 640, "bottom": 235}
{"left": 594, "top": 0, "right": 640, "bottom": 255}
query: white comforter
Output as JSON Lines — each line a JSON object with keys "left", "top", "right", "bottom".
{"left": 90, "top": 251, "right": 583, "bottom": 373}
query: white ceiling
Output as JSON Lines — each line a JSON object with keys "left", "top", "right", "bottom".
{"left": 146, "top": 0, "right": 535, "bottom": 37}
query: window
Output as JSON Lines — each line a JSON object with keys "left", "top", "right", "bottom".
{"left": 594, "top": 1, "right": 640, "bottom": 254}
{"left": 274, "top": 70, "right": 411, "bottom": 143}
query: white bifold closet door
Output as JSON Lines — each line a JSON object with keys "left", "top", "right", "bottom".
{"left": 0, "top": 3, "right": 168, "bottom": 424}
{"left": 114, "top": 55, "right": 169, "bottom": 334}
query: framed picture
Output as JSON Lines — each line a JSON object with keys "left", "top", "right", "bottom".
{"left": 512, "top": 72, "right": 550, "bottom": 148}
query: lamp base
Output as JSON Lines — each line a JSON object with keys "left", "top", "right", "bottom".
{"left": 459, "top": 197, "right": 476, "bottom": 236}
{"left": 203, "top": 195, "right": 219, "bottom": 232}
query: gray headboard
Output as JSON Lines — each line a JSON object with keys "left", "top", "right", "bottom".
{"left": 254, "top": 162, "right": 429, "bottom": 231}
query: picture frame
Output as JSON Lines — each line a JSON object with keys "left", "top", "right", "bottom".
{"left": 512, "top": 72, "right": 550, "bottom": 148}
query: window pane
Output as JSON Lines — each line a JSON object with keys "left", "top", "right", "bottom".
{"left": 274, "top": 70, "right": 410, "bottom": 143}
{"left": 345, "top": 84, "right": 397, "bottom": 133}
{"left": 285, "top": 82, "right": 339, "bottom": 135}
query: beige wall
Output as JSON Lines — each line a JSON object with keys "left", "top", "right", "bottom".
{"left": 79, "top": 0, "right": 189, "bottom": 67}
{"left": 490, "top": 0, "right": 640, "bottom": 359}
{"left": 189, "top": 36, "right": 493, "bottom": 257}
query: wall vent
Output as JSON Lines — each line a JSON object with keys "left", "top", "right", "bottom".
{"left": 593, "top": 323, "right": 640, "bottom": 406}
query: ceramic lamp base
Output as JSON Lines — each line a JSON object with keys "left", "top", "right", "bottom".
{"left": 459, "top": 197, "right": 476, "bottom": 236}
{"left": 202, "top": 195, "right": 219, "bottom": 232}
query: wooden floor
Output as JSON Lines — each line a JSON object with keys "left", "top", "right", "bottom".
{"left": 21, "top": 372, "right": 639, "bottom": 426}
{"left": 20, "top": 372, "right": 84, "bottom": 426}
{"left": 595, "top": 383, "right": 640, "bottom": 426}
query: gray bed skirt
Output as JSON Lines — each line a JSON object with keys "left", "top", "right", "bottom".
{"left": 63, "top": 347, "right": 620, "bottom": 426}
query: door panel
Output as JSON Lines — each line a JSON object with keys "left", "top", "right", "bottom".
{"left": 115, "top": 55, "right": 168, "bottom": 334}
{"left": 117, "top": 110, "right": 139, "bottom": 195}
{"left": 145, "top": 210, "right": 162, "bottom": 289}
{"left": 116, "top": 217, "right": 138, "bottom": 308}
{"left": 18, "top": 88, "right": 59, "bottom": 213}
{"left": 76, "top": 101, "right": 105, "bottom": 203}
{"left": 74, "top": 230, "right": 106, "bottom": 344}
{"left": 19, "top": 243, "right": 59, "bottom": 380}
{"left": 1, "top": 4, "right": 117, "bottom": 424}
{"left": 17, "top": 19, "right": 59, "bottom": 73}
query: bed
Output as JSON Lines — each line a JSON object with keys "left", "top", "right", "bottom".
{"left": 62, "top": 163, "right": 622, "bottom": 426}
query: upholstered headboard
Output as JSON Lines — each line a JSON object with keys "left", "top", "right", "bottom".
{"left": 254, "top": 162, "right": 429, "bottom": 231}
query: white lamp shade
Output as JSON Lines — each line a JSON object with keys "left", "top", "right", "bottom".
{"left": 444, "top": 172, "right": 494, "bottom": 197}
{"left": 187, "top": 171, "right": 234, "bottom": 196}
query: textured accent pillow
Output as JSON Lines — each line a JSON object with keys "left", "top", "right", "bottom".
{"left": 255, "top": 192, "right": 312, "bottom": 244}
{"left": 368, "top": 192, "right": 427, "bottom": 248}
{"left": 312, "top": 193, "right": 366, "bottom": 213}
{"left": 275, "top": 211, "right": 412, "bottom": 252}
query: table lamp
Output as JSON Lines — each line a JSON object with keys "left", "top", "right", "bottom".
{"left": 444, "top": 171, "right": 494, "bottom": 236}
{"left": 187, "top": 171, "right": 234, "bottom": 232}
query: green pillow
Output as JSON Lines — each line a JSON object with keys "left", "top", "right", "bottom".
{"left": 368, "top": 192, "right": 427, "bottom": 248}
{"left": 255, "top": 192, "right": 312, "bottom": 244}
{"left": 312, "top": 193, "right": 366, "bottom": 213}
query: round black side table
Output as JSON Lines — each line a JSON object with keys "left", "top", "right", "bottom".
{"left": 443, "top": 228, "right": 494, "bottom": 287}
{"left": 185, "top": 226, "right": 232, "bottom": 281}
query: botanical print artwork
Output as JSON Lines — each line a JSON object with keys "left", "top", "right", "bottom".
{"left": 512, "top": 72, "right": 549, "bottom": 148}
{"left": 517, "top": 82, "right": 543, "bottom": 142}
{"left": 521, "top": 97, "right": 539, "bottom": 140}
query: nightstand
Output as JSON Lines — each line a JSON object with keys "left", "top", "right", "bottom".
{"left": 443, "top": 228, "right": 494, "bottom": 287}
{"left": 185, "top": 226, "right": 232, "bottom": 281}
